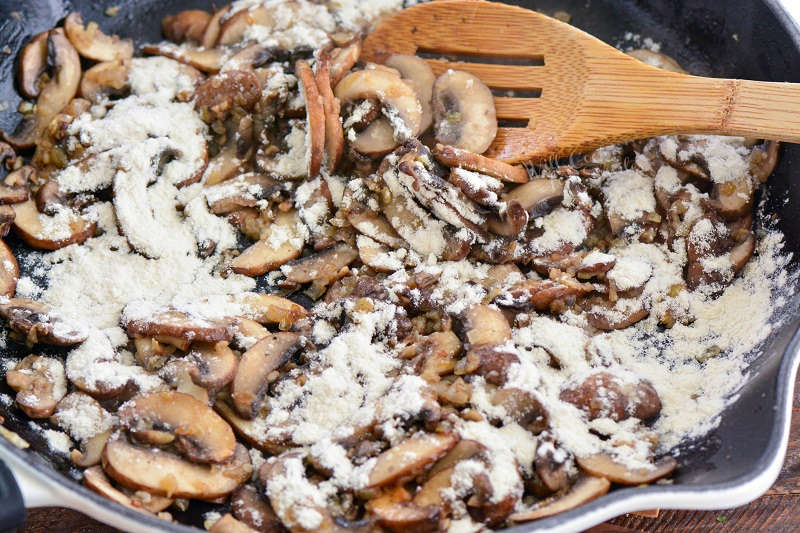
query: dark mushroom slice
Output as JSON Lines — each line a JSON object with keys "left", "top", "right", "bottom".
{"left": 505, "top": 178, "right": 564, "bottom": 217}
{"left": 282, "top": 243, "right": 359, "bottom": 296}
{"left": 234, "top": 292, "right": 309, "bottom": 327}
{"left": 433, "top": 144, "right": 528, "bottom": 183}
{"left": 560, "top": 371, "right": 661, "bottom": 422}
{"left": 141, "top": 43, "right": 224, "bottom": 73}
{"left": 64, "top": 12, "right": 133, "bottom": 61}
{"left": 329, "top": 40, "right": 361, "bottom": 86}
{"left": 706, "top": 177, "right": 754, "bottom": 221}
{"left": 162, "top": 10, "right": 212, "bottom": 44}
{"left": 315, "top": 52, "right": 345, "bottom": 172}
{"left": 0, "top": 298, "right": 88, "bottom": 346}
{"left": 122, "top": 306, "right": 233, "bottom": 343}
{"left": 495, "top": 278, "right": 593, "bottom": 312}
{"left": 102, "top": 434, "right": 252, "bottom": 499}
{"left": 454, "top": 304, "right": 511, "bottom": 347}
{"left": 0, "top": 238, "right": 19, "bottom": 297}
{"left": 491, "top": 388, "right": 548, "bottom": 434}
{"left": 209, "top": 514, "right": 258, "bottom": 533}
{"left": 79, "top": 59, "right": 131, "bottom": 103}
{"left": 487, "top": 200, "right": 528, "bottom": 237}
{"left": 231, "top": 332, "right": 302, "bottom": 419}
{"left": 626, "top": 49, "right": 687, "bottom": 74}
{"left": 0, "top": 205, "right": 14, "bottom": 238}
{"left": 18, "top": 31, "right": 49, "bottom": 99}
{"left": 427, "top": 439, "right": 486, "bottom": 478}
{"left": 215, "top": 401, "right": 290, "bottom": 456}
{"left": 730, "top": 231, "right": 756, "bottom": 274}
{"left": 577, "top": 454, "right": 677, "bottom": 485}
{"left": 12, "top": 199, "right": 95, "bottom": 251}
{"left": 205, "top": 173, "right": 277, "bottom": 215}
{"left": 456, "top": 344, "right": 519, "bottom": 386}
{"left": 231, "top": 484, "right": 284, "bottom": 533}
{"left": 467, "top": 479, "right": 519, "bottom": 527}
{"left": 432, "top": 70, "right": 497, "bottom": 154}
{"left": 509, "top": 475, "right": 611, "bottom": 522}
{"left": 195, "top": 70, "right": 261, "bottom": 121}
{"left": 4, "top": 29, "right": 81, "bottom": 149}
{"left": 749, "top": 141, "right": 779, "bottom": 183}
{"left": 188, "top": 341, "right": 238, "bottom": 390}
{"left": 119, "top": 391, "right": 236, "bottom": 463}
{"left": 6, "top": 355, "right": 66, "bottom": 418}
{"left": 293, "top": 60, "right": 325, "bottom": 178}
{"left": 385, "top": 54, "right": 435, "bottom": 133}
{"left": 366, "top": 488, "right": 440, "bottom": 532}
{"left": 585, "top": 297, "right": 650, "bottom": 331}
{"left": 231, "top": 211, "right": 304, "bottom": 277}
{"left": 367, "top": 432, "right": 459, "bottom": 488}
{"left": 34, "top": 180, "right": 66, "bottom": 215}
{"left": 448, "top": 167, "right": 504, "bottom": 207}
{"left": 84, "top": 466, "right": 169, "bottom": 517}
{"left": 345, "top": 200, "right": 406, "bottom": 248}
{"left": 216, "top": 6, "right": 273, "bottom": 46}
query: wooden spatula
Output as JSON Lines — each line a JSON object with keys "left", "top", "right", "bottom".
{"left": 361, "top": 0, "right": 800, "bottom": 163}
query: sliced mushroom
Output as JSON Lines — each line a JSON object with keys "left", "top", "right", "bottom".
{"left": 455, "top": 304, "right": 511, "bottom": 347}
{"left": 203, "top": 145, "right": 250, "bottom": 186}
{"left": 18, "top": 31, "right": 49, "bottom": 99}
{"left": 449, "top": 167, "right": 505, "bottom": 207}
{"left": 329, "top": 41, "right": 361, "bottom": 86}
{"left": 577, "top": 454, "right": 677, "bottom": 485}
{"left": 730, "top": 231, "right": 756, "bottom": 273}
{"left": 133, "top": 337, "right": 172, "bottom": 371}
{"left": 487, "top": 200, "right": 529, "bottom": 237}
{"left": 432, "top": 70, "right": 497, "bottom": 154}
{"left": 367, "top": 432, "right": 459, "bottom": 488}
{"left": 64, "top": 13, "right": 133, "bottom": 61}
{"left": 457, "top": 345, "right": 519, "bottom": 386}
{"left": 366, "top": 487, "right": 440, "bottom": 532}
{"left": 231, "top": 210, "right": 304, "bottom": 277}
{"left": 505, "top": 178, "right": 564, "bottom": 217}
{"left": 102, "top": 434, "right": 252, "bottom": 499}
{"left": 79, "top": 59, "right": 131, "bottom": 103}
{"left": 124, "top": 307, "right": 233, "bottom": 344}
{"left": 234, "top": 292, "right": 309, "bottom": 327}
{"left": 12, "top": 200, "right": 95, "bottom": 250}
{"left": 0, "top": 238, "right": 19, "bottom": 297}
{"left": 188, "top": 341, "right": 238, "bottom": 390}
{"left": 293, "top": 60, "right": 325, "bottom": 178}
{"left": 71, "top": 430, "right": 112, "bottom": 468}
{"left": 491, "top": 388, "right": 548, "bottom": 434}
{"left": 231, "top": 332, "right": 302, "bottom": 419}
{"left": 215, "top": 401, "right": 290, "bottom": 455}
{"left": 34, "top": 180, "right": 66, "bottom": 215}
{"left": 427, "top": 439, "right": 486, "bottom": 478}
{"left": 413, "top": 466, "right": 455, "bottom": 508}
{"left": 84, "top": 466, "right": 169, "bottom": 516}
{"left": 209, "top": 514, "right": 258, "bottom": 533}
{"left": 282, "top": 243, "right": 359, "bottom": 296}
{"left": 496, "top": 278, "right": 594, "bottom": 312}
{"left": 231, "top": 484, "right": 284, "bottom": 533}
{"left": 385, "top": 54, "right": 435, "bottom": 134}
{"left": 6, "top": 355, "right": 66, "bottom": 418}
{"left": 0, "top": 205, "right": 14, "bottom": 237}
{"left": 141, "top": 43, "right": 224, "bottom": 73}
{"left": 216, "top": 6, "right": 274, "bottom": 46}
{"left": 345, "top": 200, "right": 406, "bottom": 248}
{"left": 559, "top": 371, "right": 661, "bottom": 422}
{"left": 585, "top": 297, "right": 650, "bottom": 331}
{"left": 205, "top": 173, "right": 277, "bottom": 215}
{"left": 357, "top": 235, "right": 405, "bottom": 273}
{"left": 315, "top": 52, "right": 345, "bottom": 172}
{"left": 509, "top": 475, "right": 611, "bottom": 522}
{"left": 4, "top": 29, "right": 81, "bottom": 149}
{"left": 627, "top": 49, "right": 687, "bottom": 74}
{"left": 119, "top": 391, "right": 236, "bottom": 463}
{"left": 162, "top": 10, "right": 212, "bottom": 44}
{"left": 195, "top": 70, "right": 261, "bottom": 121}
{"left": 706, "top": 177, "right": 754, "bottom": 220}
{"left": 0, "top": 298, "right": 88, "bottom": 346}
{"left": 166, "top": 359, "right": 211, "bottom": 405}
{"left": 433, "top": 144, "right": 528, "bottom": 183}
{"left": 201, "top": 5, "right": 230, "bottom": 48}
{"left": 749, "top": 141, "right": 779, "bottom": 183}
{"left": 230, "top": 318, "right": 270, "bottom": 351}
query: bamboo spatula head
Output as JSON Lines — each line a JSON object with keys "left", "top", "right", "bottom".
{"left": 361, "top": 0, "right": 800, "bottom": 163}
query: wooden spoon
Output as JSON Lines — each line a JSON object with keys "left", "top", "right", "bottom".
{"left": 362, "top": 0, "right": 800, "bottom": 163}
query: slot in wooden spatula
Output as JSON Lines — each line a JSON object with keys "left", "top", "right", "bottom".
{"left": 361, "top": 0, "right": 800, "bottom": 163}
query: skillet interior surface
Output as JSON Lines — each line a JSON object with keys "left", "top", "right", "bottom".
{"left": 0, "top": 0, "right": 799, "bottom": 531}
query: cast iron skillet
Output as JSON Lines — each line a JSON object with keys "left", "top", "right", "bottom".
{"left": 0, "top": 1, "right": 799, "bottom": 531}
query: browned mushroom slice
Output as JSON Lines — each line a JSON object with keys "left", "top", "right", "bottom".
{"left": 231, "top": 211, "right": 304, "bottom": 277}
{"left": 730, "top": 231, "right": 756, "bottom": 273}
{"left": 457, "top": 345, "right": 519, "bottom": 386}
{"left": 205, "top": 173, "right": 277, "bottom": 215}
{"left": 4, "top": 29, "right": 81, "bottom": 149}
{"left": 234, "top": 292, "right": 309, "bottom": 326}
{"left": 496, "top": 278, "right": 589, "bottom": 311}
{"left": 123, "top": 307, "right": 233, "bottom": 343}
{"left": 381, "top": 187, "right": 448, "bottom": 257}
{"left": 215, "top": 401, "right": 290, "bottom": 455}
{"left": 188, "top": 341, "right": 238, "bottom": 390}
{"left": 505, "top": 178, "right": 564, "bottom": 217}
{"left": 18, "top": 31, "right": 49, "bottom": 99}
{"left": 345, "top": 201, "right": 406, "bottom": 248}
{"left": 455, "top": 304, "right": 511, "bottom": 347}
{"left": 433, "top": 144, "right": 528, "bottom": 183}
{"left": 432, "top": 70, "right": 497, "bottom": 154}
{"left": 283, "top": 243, "right": 359, "bottom": 295}
{"left": 509, "top": 475, "right": 611, "bottom": 522}
{"left": 427, "top": 439, "right": 487, "bottom": 478}
{"left": 120, "top": 391, "right": 236, "bottom": 463}
{"left": 84, "top": 466, "right": 167, "bottom": 516}
{"left": 216, "top": 6, "right": 273, "bottom": 46}
{"left": 196, "top": 70, "right": 261, "bottom": 121}
{"left": 385, "top": 54, "right": 435, "bottom": 134}
{"left": 79, "top": 59, "right": 131, "bottom": 103}
{"left": 491, "top": 388, "right": 548, "bottom": 434}
{"left": 201, "top": 5, "right": 230, "bottom": 48}
{"left": 335, "top": 68, "right": 423, "bottom": 148}
{"left": 449, "top": 167, "right": 505, "bottom": 207}
{"left": 6, "top": 355, "right": 66, "bottom": 418}
{"left": 560, "top": 371, "right": 661, "bottom": 422}
{"left": 534, "top": 439, "right": 571, "bottom": 494}
{"left": 141, "top": 43, "right": 224, "bottom": 73}
{"left": 0, "top": 239, "right": 18, "bottom": 298}
{"left": 487, "top": 200, "right": 529, "bottom": 237}
{"left": 626, "top": 49, "right": 687, "bottom": 74}
{"left": 231, "top": 484, "right": 284, "bottom": 533}
{"left": 0, "top": 205, "right": 14, "bottom": 237}
{"left": 577, "top": 251, "right": 617, "bottom": 278}
{"left": 203, "top": 145, "right": 249, "bottom": 187}
{"left": 366, "top": 488, "right": 440, "bottom": 532}
{"left": 367, "top": 432, "right": 459, "bottom": 488}
{"left": 750, "top": 141, "right": 779, "bottom": 183}
{"left": 577, "top": 454, "right": 677, "bottom": 485}
{"left": 12, "top": 200, "right": 95, "bottom": 251}
{"left": 329, "top": 40, "right": 361, "bottom": 86}
{"left": 162, "top": 10, "right": 212, "bottom": 44}
{"left": 71, "top": 430, "right": 112, "bottom": 468}
{"left": 34, "top": 181, "right": 66, "bottom": 215}
{"left": 102, "top": 435, "right": 252, "bottom": 499}
{"left": 64, "top": 13, "right": 133, "bottom": 61}
{"left": 209, "top": 514, "right": 258, "bottom": 533}
{"left": 585, "top": 297, "right": 650, "bottom": 331}
{"left": 293, "top": 60, "right": 325, "bottom": 178}
{"left": 0, "top": 298, "right": 88, "bottom": 346}
{"left": 230, "top": 318, "right": 270, "bottom": 350}
{"left": 315, "top": 53, "right": 345, "bottom": 172}
{"left": 231, "top": 332, "right": 302, "bottom": 419}
{"left": 706, "top": 177, "right": 754, "bottom": 220}
{"left": 357, "top": 235, "right": 405, "bottom": 273}
{"left": 133, "top": 337, "right": 172, "bottom": 371}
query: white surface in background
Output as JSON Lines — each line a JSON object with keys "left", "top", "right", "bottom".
{"left": 780, "top": 0, "right": 800, "bottom": 25}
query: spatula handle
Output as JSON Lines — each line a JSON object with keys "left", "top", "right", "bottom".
{"left": 721, "top": 79, "right": 800, "bottom": 142}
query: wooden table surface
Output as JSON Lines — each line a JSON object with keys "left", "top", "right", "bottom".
{"left": 13, "top": 374, "right": 800, "bottom": 533}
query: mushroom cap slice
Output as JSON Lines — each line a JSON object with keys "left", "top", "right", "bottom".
{"left": 231, "top": 332, "right": 302, "bottom": 419}
{"left": 231, "top": 484, "right": 283, "bottom": 533}
{"left": 707, "top": 177, "right": 754, "bottom": 221}
{"left": 335, "top": 68, "right": 423, "bottom": 144}
{"left": 102, "top": 435, "right": 252, "bottom": 499}
{"left": 315, "top": 53, "right": 345, "bottom": 172}
{"left": 141, "top": 43, "right": 224, "bottom": 73}
{"left": 64, "top": 13, "right": 133, "bottom": 62}
{"left": 0, "top": 297, "right": 88, "bottom": 346}
{"left": 119, "top": 391, "right": 236, "bottom": 463}
{"left": 84, "top": 465, "right": 162, "bottom": 516}
{"left": 4, "top": 29, "right": 81, "bottom": 149}
{"left": 209, "top": 514, "right": 258, "bottom": 533}
{"left": 231, "top": 211, "right": 304, "bottom": 277}
{"left": 282, "top": 243, "right": 359, "bottom": 291}
{"left": 188, "top": 341, "right": 238, "bottom": 390}
{"left": 234, "top": 292, "right": 309, "bottom": 327}
{"left": 71, "top": 430, "right": 112, "bottom": 468}
{"left": 577, "top": 454, "right": 677, "bottom": 485}
{"left": 367, "top": 490, "right": 440, "bottom": 531}
{"left": 296, "top": 60, "right": 326, "bottom": 178}
{"left": 385, "top": 54, "right": 435, "bottom": 134}
{"left": 79, "top": 59, "right": 131, "bottom": 103}
{"left": 352, "top": 119, "right": 399, "bottom": 155}
{"left": 216, "top": 6, "right": 274, "bottom": 46}
{"left": 201, "top": 5, "right": 230, "bottom": 48}
{"left": 124, "top": 307, "right": 234, "bottom": 343}
{"left": 18, "top": 31, "right": 49, "bottom": 99}
{"left": 345, "top": 201, "right": 406, "bottom": 249}
{"left": 455, "top": 304, "right": 511, "bottom": 347}
{"left": 505, "top": 178, "right": 564, "bottom": 217}
{"left": 162, "top": 10, "right": 212, "bottom": 44}
{"left": 329, "top": 41, "right": 361, "bottom": 87}
{"left": 12, "top": 200, "right": 95, "bottom": 251}
{"left": 0, "top": 238, "right": 19, "bottom": 297}
{"left": 432, "top": 70, "right": 497, "bottom": 155}
{"left": 509, "top": 475, "right": 611, "bottom": 522}
{"left": 433, "top": 144, "right": 529, "bottom": 183}
{"left": 215, "top": 401, "right": 290, "bottom": 455}
{"left": 367, "top": 432, "right": 459, "bottom": 488}
{"left": 6, "top": 355, "right": 66, "bottom": 418}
